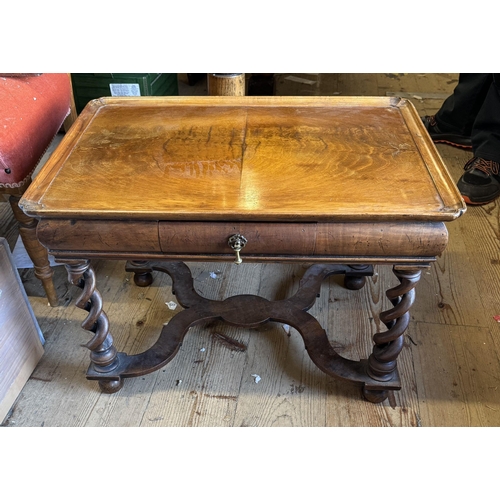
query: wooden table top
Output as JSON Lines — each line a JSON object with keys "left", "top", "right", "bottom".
{"left": 21, "top": 96, "right": 466, "bottom": 222}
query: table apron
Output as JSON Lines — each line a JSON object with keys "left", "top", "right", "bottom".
{"left": 36, "top": 219, "right": 448, "bottom": 263}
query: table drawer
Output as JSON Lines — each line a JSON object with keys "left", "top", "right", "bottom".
{"left": 37, "top": 219, "right": 448, "bottom": 259}
{"left": 159, "top": 222, "right": 316, "bottom": 255}
{"left": 37, "top": 220, "right": 161, "bottom": 253}
{"left": 159, "top": 221, "right": 448, "bottom": 257}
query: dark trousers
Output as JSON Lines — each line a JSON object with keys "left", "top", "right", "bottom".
{"left": 435, "top": 73, "right": 500, "bottom": 163}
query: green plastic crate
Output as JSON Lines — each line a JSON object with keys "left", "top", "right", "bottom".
{"left": 71, "top": 73, "right": 178, "bottom": 113}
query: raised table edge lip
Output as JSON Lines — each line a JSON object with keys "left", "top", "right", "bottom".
{"left": 19, "top": 95, "right": 467, "bottom": 222}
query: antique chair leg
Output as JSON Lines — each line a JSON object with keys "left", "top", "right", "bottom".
{"left": 9, "top": 193, "right": 59, "bottom": 307}
{"left": 363, "top": 266, "right": 422, "bottom": 403}
{"left": 1, "top": 74, "right": 71, "bottom": 306}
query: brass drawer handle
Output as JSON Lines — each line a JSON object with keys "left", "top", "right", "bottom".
{"left": 228, "top": 234, "right": 248, "bottom": 265}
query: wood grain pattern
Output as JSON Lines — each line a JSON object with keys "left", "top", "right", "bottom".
{"left": 7, "top": 73, "right": 499, "bottom": 428}
{"left": 35, "top": 219, "right": 449, "bottom": 265}
{"left": 207, "top": 74, "right": 245, "bottom": 96}
{"left": 158, "top": 221, "right": 449, "bottom": 257}
{"left": 15, "top": 88, "right": 464, "bottom": 405}
{"left": 20, "top": 96, "right": 464, "bottom": 222}
{"left": 412, "top": 322, "right": 500, "bottom": 426}
{"left": 37, "top": 219, "right": 161, "bottom": 252}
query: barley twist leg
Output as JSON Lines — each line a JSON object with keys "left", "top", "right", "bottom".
{"left": 363, "top": 267, "right": 421, "bottom": 403}
{"left": 64, "top": 260, "right": 122, "bottom": 393}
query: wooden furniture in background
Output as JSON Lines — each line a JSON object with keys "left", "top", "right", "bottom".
{"left": 0, "top": 238, "right": 44, "bottom": 422}
{"left": 0, "top": 73, "right": 72, "bottom": 306}
{"left": 207, "top": 73, "right": 245, "bottom": 95}
{"left": 20, "top": 95, "right": 465, "bottom": 403}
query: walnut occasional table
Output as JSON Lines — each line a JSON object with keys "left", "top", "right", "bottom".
{"left": 20, "top": 96, "right": 466, "bottom": 403}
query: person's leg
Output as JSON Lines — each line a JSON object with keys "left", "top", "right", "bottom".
{"left": 457, "top": 74, "right": 500, "bottom": 205}
{"left": 423, "top": 74, "right": 492, "bottom": 149}
{"left": 435, "top": 74, "right": 492, "bottom": 135}
{"left": 471, "top": 74, "right": 500, "bottom": 160}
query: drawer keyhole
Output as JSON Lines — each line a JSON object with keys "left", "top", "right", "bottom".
{"left": 228, "top": 234, "right": 248, "bottom": 265}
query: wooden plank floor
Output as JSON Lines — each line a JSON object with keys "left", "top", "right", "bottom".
{"left": 3, "top": 73, "right": 500, "bottom": 427}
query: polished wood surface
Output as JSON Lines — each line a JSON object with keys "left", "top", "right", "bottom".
{"left": 16, "top": 93, "right": 465, "bottom": 403}
{"left": 21, "top": 96, "right": 465, "bottom": 222}
{"left": 8, "top": 74, "right": 500, "bottom": 427}
{"left": 9, "top": 182, "right": 58, "bottom": 307}
{"left": 36, "top": 218, "right": 448, "bottom": 261}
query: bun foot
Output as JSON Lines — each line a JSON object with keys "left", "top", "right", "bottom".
{"left": 344, "top": 275, "right": 366, "bottom": 290}
{"left": 98, "top": 378, "right": 124, "bottom": 394}
{"left": 362, "top": 387, "right": 389, "bottom": 403}
{"left": 134, "top": 272, "right": 153, "bottom": 287}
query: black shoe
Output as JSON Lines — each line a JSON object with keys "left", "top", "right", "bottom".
{"left": 422, "top": 115, "right": 472, "bottom": 149}
{"left": 457, "top": 157, "right": 500, "bottom": 205}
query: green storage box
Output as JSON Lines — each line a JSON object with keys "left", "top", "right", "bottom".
{"left": 71, "top": 73, "right": 178, "bottom": 113}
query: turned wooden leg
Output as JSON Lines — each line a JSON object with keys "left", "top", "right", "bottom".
{"left": 9, "top": 193, "right": 58, "bottom": 306}
{"left": 363, "top": 266, "right": 421, "bottom": 403}
{"left": 63, "top": 260, "right": 123, "bottom": 393}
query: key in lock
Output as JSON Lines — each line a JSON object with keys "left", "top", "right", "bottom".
{"left": 228, "top": 234, "right": 248, "bottom": 264}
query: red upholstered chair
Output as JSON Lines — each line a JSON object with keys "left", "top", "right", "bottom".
{"left": 0, "top": 74, "right": 72, "bottom": 306}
